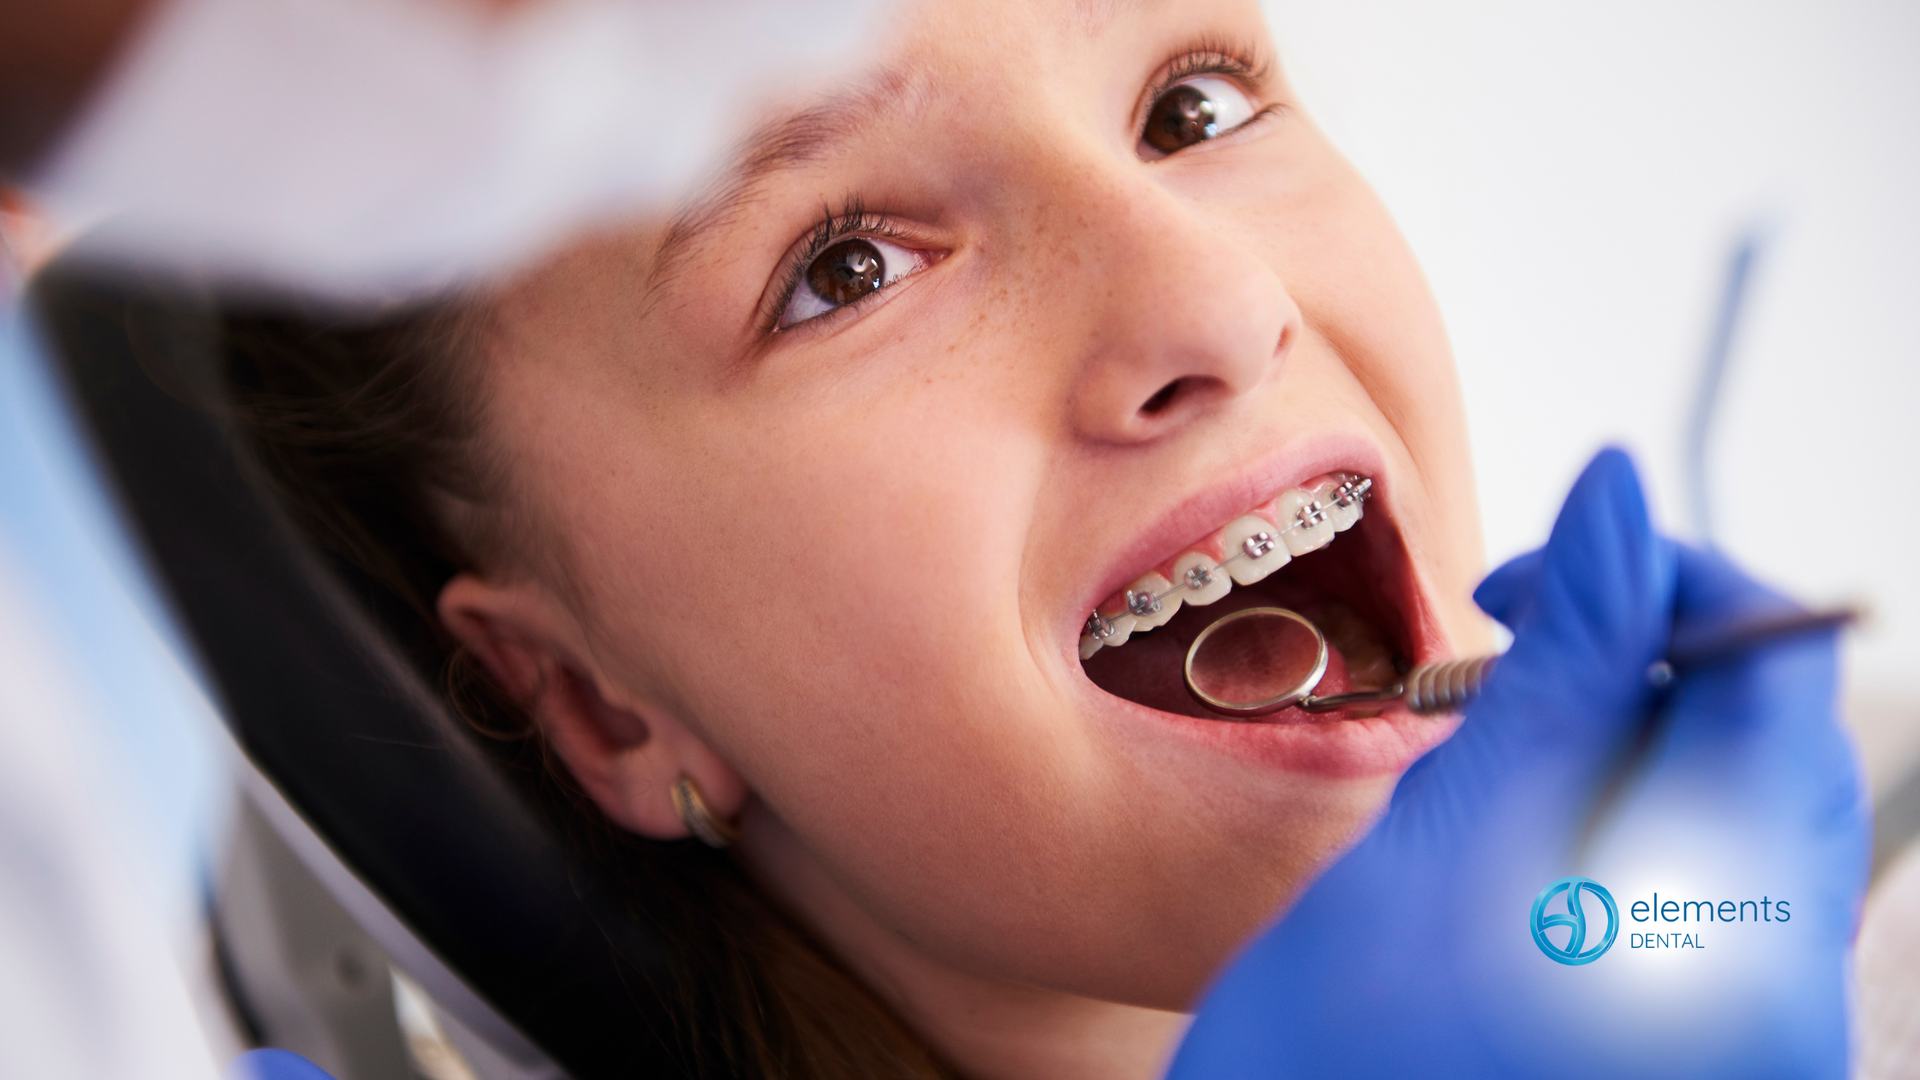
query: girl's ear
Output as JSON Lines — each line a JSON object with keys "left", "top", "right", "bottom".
{"left": 436, "top": 572, "right": 747, "bottom": 841}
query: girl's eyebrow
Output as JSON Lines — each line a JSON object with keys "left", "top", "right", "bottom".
{"left": 648, "top": 64, "right": 925, "bottom": 290}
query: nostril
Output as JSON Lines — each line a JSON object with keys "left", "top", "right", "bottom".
{"left": 1140, "top": 378, "right": 1185, "bottom": 417}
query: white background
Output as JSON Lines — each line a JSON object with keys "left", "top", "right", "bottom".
{"left": 1267, "top": 0, "right": 1920, "bottom": 787}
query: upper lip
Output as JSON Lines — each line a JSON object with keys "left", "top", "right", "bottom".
{"left": 1066, "top": 430, "right": 1391, "bottom": 652}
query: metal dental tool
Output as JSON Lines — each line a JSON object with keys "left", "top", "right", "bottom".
{"left": 1184, "top": 603, "right": 1861, "bottom": 719}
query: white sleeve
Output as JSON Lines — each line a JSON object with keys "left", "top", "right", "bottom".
{"left": 0, "top": 310, "right": 228, "bottom": 1079}
{"left": 30, "top": 0, "right": 890, "bottom": 302}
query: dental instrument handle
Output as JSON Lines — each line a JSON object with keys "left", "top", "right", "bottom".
{"left": 1296, "top": 656, "right": 1495, "bottom": 715}
{"left": 1297, "top": 605, "right": 1861, "bottom": 717}
{"left": 1665, "top": 605, "right": 1860, "bottom": 668}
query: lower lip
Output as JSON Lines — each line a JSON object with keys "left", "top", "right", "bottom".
{"left": 1104, "top": 694, "right": 1455, "bottom": 779}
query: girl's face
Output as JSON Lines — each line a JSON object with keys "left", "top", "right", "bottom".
{"left": 455, "top": 0, "right": 1485, "bottom": 1041}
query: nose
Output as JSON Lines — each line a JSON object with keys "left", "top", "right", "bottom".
{"left": 1059, "top": 176, "right": 1301, "bottom": 445}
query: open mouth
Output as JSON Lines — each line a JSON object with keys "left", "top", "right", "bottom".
{"left": 1079, "top": 472, "right": 1427, "bottom": 723}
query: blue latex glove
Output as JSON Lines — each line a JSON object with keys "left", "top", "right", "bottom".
{"left": 228, "top": 1049, "right": 337, "bottom": 1080}
{"left": 1169, "top": 449, "right": 1867, "bottom": 1079}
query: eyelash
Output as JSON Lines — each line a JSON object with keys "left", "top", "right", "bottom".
{"left": 1141, "top": 43, "right": 1278, "bottom": 135}
{"left": 763, "top": 199, "right": 916, "bottom": 334}
{"left": 1165, "top": 34, "right": 1272, "bottom": 84}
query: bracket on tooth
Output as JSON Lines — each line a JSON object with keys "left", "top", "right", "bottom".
{"left": 1126, "top": 589, "right": 1162, "bottom": 616}
{"left": 1296, "top": 500, "right": 1327, "bottom": 528}
{"left": 1332, "top": 476, "right": 1372, "bottom": 508}
{"left": 1184, "top": 565, "right": 1214, "bottom": 590}
{"left": 1085, "top": 612, "right": 1117, "bottom": 640}
{"left": 1241, "top": 532, "right": 1277, "bottom": 560}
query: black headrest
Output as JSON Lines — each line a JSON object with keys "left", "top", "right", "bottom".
{"left": 27, "top": 263, "right": 695, "bottom": 1078}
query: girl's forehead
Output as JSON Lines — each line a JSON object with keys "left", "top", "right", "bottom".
{"left": 647, "top": 0, "right": 1273, "bottom": 278}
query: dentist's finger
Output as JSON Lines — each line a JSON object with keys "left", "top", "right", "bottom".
{"left": 1432, "top": 450, "right": 1673, "bottom": 760}
{"left": 1472, "top": 548, "right": 1544, "bottom": 628}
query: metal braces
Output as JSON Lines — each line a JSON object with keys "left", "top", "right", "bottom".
{"left": 1085, "top": 476, "right": 1373, "bottom": 642}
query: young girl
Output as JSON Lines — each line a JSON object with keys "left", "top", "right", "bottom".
{"left": 224, "top": 1, "right": 1495, "bottom": 1076}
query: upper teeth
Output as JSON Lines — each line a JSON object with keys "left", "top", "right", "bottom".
{"left": 1078, "top": 474, "right": 1372, "bottom": 660}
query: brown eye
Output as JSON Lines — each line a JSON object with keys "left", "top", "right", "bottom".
{"left": 807, "top": 238, "right": 885, "bottom": 306}
{"left": 1139, "top": 76, "right": 1259, "bottom": 158}
{"left": 1144, "top": 85, "right": 1219, "bottom": 153}
{"left": 778, "top": 233, "right": 929, "bottom": 329}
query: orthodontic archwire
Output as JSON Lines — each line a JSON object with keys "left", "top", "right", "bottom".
{"left": 1083, "top": 476, "right": 1374, "bottom": 642}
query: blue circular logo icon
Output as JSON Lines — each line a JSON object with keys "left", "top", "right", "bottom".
{"left": 1530, "top": 876, "right": 1618, "bottom": 965}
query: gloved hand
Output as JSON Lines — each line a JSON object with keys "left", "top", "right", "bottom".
{"left": 1168, "top": 449, "right": 1867, "bottom": 1079}
{"left": 228, "top": 1049, "right": 338, "bottom": 1080}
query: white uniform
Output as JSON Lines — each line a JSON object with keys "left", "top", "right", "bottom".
{"left": 0, "top": 306, "right": 227, "bottom": 1079}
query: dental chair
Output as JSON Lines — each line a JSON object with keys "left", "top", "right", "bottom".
{"left": 28, "top": 259, "right": 704, "bottom": 1080}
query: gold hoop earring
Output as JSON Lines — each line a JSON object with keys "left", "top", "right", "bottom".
{"left": 671, "top": 773, "right": 739, "bottom": 849}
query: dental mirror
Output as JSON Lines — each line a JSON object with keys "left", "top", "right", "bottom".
{"left": 1184, "top": 605, "right": 1489, "bottom": 719}
{"left": 1182, "top": 607, "right": 1329, "bottom": 717}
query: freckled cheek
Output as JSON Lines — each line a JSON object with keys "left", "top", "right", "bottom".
{"left": 564, "top": 323, "right": 1056, "bottom": 699}
{"left": 791, "top": 435, "right": 1033, "bottom": 599}
{"left": 601, "top": 405, "right": 1029, "bottom": 660}
{"left": 650, "top": 442, "right": 1049, "bottom": 796}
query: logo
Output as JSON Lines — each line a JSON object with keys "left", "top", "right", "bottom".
{"left": 1530, "top": 876, "right": 1618, "bottom": 965}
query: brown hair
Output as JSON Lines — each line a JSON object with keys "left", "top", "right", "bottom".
{"left": 218, "top": 302, "right": 957, "bottom": 1080}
